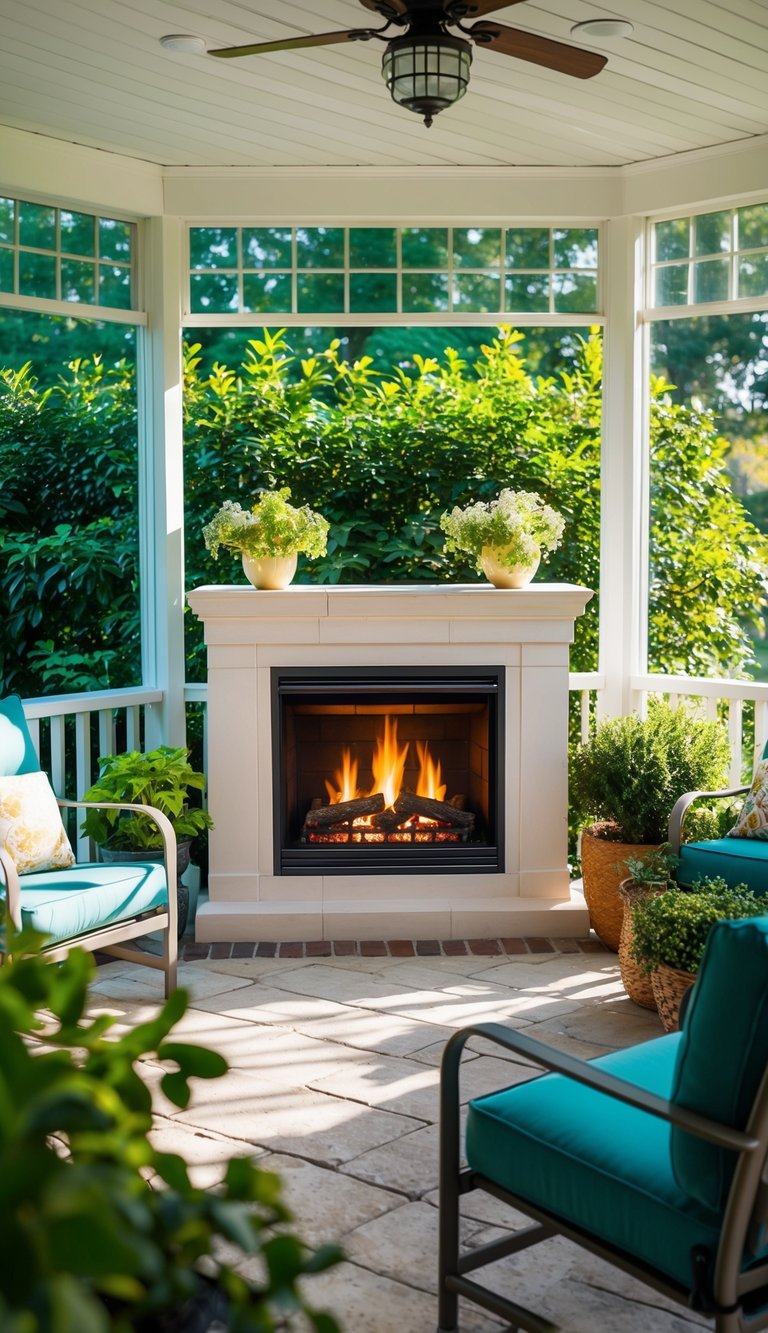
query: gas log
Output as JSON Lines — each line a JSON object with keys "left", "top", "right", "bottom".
{"left": 305, "top": 793, "right": 386, "bottom": 828}
{"left": 394, "top": 790, "right": 476, "bottom": 828}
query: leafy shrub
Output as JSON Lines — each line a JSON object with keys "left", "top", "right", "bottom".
{"left": 569, "top": 698, "right": 730, "bottom": 844}
{"left": 630, "top": 879, "right": 764, "bottom": 974}
{"left": 0, "top": 927, "right": 342, "bottom": 1332}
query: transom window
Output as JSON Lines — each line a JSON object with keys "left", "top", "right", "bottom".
{"left": 0, "top": 196, "right": 136, "bottom": 311}
{"left": 186, "top": 224, "right": 599, "bottom": 319}
{"left": 650, "top": 203, "right": 768, "bottom": 309}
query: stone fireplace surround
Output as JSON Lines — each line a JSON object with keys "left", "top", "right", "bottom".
{"left": 187, "top": 583, "right": 592, "bottom": 942}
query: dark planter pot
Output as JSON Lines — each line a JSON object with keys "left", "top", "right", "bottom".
{"left": 99, "top": 838, "right": 191, "bottom": 939}
{"left": 106, "top": 1273, "right": 230, "bottom": 1331}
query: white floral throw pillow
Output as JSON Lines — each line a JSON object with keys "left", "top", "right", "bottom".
{"left": 728, "top": 760, "right": 768, "bottom": 840}
{"left": 0, "top": 771, "right": 75, "bottom": 873}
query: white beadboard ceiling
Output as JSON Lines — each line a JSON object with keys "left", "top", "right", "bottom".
{"left": 0, "top": 0, "right": 766, "bottom": 170}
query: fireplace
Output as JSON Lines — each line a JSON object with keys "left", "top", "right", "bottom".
{"left": 273, "top": 667, "right": 504, "bottom": 874}
{"left": 186, "top": 582, "right": 593, "bottom": 941}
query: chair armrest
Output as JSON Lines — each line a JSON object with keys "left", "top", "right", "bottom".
{"left": 440, "top": 1021, "right": 760, "bottom": 1156}
{"left": 58, "top": 799, "right": 178, "bottom": 938}
{"left": 668, "top": 786, "right": 748, "bottom": 854}
{"left": 0, "top": 845, "right": 22, "bottom": 929}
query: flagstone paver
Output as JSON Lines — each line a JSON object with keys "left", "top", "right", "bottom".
{"left": 87, "top": 937, "right": 715, "bottom": 1332}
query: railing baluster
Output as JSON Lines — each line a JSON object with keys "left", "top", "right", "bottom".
{"left": 98, "top": 708, "right": 115, "bottom": 760}
{"left": 755, "top": 702, "right": 768, "bottom": 769}
{"left": 50, "top": 715, "right": 66, "bottom": 797}
{"left": 74, "top": 712, "right": 91, "bottom": 860}
{"left": 580, "top": 690, "right": 590, "bottom": 744}
{"left": 126, "top": 706, "right": 140, "bottom": 751}
{"left": 727, "top": 699, "right": 744, "bottom": 787}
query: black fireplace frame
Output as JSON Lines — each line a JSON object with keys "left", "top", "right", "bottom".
{"left": 271, "top": 665, "right": 505, "bottom": 875}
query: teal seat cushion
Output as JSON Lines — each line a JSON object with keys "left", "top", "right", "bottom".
{"left": 466, "top": 1034, "right": 723, "bottom": 1289}
{"left": 678, "top": 838, "right": 768, "bottom": 895}
{"left": 8, "top": 862, "right": 169, "bottom": 943}
{"left": 0, "top": 695, "right": 40, "bottom": 777}
{"left": 671, "top": 917, "right": 768, "bottom": 1213}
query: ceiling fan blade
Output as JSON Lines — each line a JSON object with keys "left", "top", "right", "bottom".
{"left": 358, "top": 0, "right": 408, "bottom": 16}
{"left": 469, "top": 21, "right": 607, "bottom": 77}
{"left": 210, "top": 30, "right": 370, "bottom": 59}
{"left": 447, "top": 0, "right": 530, "bottom": 15}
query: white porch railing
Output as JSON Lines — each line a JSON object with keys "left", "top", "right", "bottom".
{"left": 22, "top": 687, "right": 163, "bottom": 859}
{"left": 20, "top": 671, "right": 768, "bottom": 857}
{"left": 568, "top": 672, "right": 768, "bottom": 786}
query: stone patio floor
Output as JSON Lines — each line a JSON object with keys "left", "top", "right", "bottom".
{"left": 87, "top": 937, "right": 714, "bottom": 1333}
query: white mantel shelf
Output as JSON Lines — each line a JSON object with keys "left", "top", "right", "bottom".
{"left": 188, "top": 582, "right": 593, "bottom": 942}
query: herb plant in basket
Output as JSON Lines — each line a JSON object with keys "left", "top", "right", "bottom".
{"left": 630, "top": 877, "right": 765, "bottom": 1031}
{"left": 617, "top": 843, "right": 679, "bottom": 1010}
{"left": 569, "top": 699, "right": 729, "bottom": 950}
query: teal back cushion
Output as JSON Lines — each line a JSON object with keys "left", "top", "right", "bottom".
{"left": 671, "top": 916, "right": 768, "bottom": 1213}
{"left": 0, "top": 696, "right": 40, "bottom": 777}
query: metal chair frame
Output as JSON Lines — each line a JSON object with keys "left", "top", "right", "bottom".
{"left": 438, "top": 1021, "right": 768, "bottom": 1333}
{"left": 0, "top": 797, "right": 177, "bottom": 997}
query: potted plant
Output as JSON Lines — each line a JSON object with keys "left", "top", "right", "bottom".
{"left": 617, "top": 842, "right": 679, "bottom": 1009}
{"left": 81, "top": 746, "right": 214, "bottom": 938}
{"left": 0, "top": 925, "right": 342, "bottom": 1330}
{"left": 569, "top": 699, "right": 730, "bottom": 951}
{"left": 439, "top": 488, "right": 565, "bottom": 588}
{"left": 203, "top": 487, "right": 330, "bottom": 589}
{"left": 629, "top": 878, "right": 764, "bottom": 1031}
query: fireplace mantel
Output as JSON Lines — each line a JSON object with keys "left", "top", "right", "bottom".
{"left": 187, "top": 582, "right": 593, "bottom": 941}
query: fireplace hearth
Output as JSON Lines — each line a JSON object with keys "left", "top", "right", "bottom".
{"left": 186, "top": 582, "right": 593, "bottom": 941}
{"left": 273, "top": 667, "right": 503, "bottom": 874}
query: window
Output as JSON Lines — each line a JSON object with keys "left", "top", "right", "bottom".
{"left": 0, "top": 196, "right": 136, "bottom": 311}
{"left": 650, "top": 203, "right": 768, "bottom": 309}
{"left": 645, "top": 199, "right": 768, "bottom": 683}
{"left": 186, "top": 225, "right": 600, "bottom": 318}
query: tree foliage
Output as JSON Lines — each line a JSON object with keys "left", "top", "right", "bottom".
{"left": 0, "top": 358, "right": 140, "bottom": 696}
{"left": 2, "top": 325, "right": 767, "bottom": 698}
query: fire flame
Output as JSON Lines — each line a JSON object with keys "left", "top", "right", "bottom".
{"left": 324, "top": 715, "right": 446, "bottom": 808}
{"left": 325, "top": 750, "right": 359, "bottom": 805}
{"left": 416, "top": 739, "right": 447, "bottom": 802}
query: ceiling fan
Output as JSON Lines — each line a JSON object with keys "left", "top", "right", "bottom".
{"left": 209, "top": 0, "right": 607, "bottom": 128}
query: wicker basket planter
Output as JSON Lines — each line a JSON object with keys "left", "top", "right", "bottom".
{"left": 617, "top": 879, "right": 666, "bottom": 1010}
{"left": 651, "top": 962, "right": 697, "bottom": 1032}
{"left": 580, "top": 825, "right": 659, "bottom": 952}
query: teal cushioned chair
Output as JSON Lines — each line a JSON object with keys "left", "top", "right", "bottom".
{"left": 438, "top": 916, "right": 768, "bottom": 1333}
{"left": 670, "top": 740, "right": 768, "bottom": 894}
{"left": 0, "top": 696, "right": 177, "bottom": 996}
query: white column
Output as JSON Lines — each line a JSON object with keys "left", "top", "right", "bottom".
{"left": 598, "top": 215, "right": 647, "bottom": 718}
{"left": 137, "top": 215, "right": 187, "bottom": 745}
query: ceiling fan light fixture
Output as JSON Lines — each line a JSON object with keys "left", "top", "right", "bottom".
{"left": 382, "top": 33, "right": 472, "bottom": 128}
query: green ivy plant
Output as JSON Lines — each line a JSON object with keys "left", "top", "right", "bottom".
{"left": 80, "top": 746, "right": 213, "bottom": 852}
{"left": 569, "top": 698, "right": 731, "bottom": 844}
{"left": 629, "top": 879, "right": 764, "bottom": 975}
{"left": 0, "top": 926, "right": 342, "bottom": 1332}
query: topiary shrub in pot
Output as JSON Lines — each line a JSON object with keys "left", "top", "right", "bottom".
{"left": 629, "top": 877, "right": 765, "bottom": 1031}
{"left": 0, "top": 923, "right": 342, "bottom": 1332}
{"left": 81, "top": 746, "right": 214, "bottom": 939}
{"left": 569, "top": 698, "right": 729, "bottom": 950}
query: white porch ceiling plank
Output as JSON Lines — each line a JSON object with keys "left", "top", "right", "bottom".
{"left": 0, "top": 0, "right": 765, "bottom": 170}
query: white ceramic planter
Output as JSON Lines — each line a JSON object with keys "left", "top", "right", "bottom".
{"left": 242, "top": 552, "right": 297, "bottom": 590}
{"left": 480, "top": 547, "right": 540, "bottom": 589}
